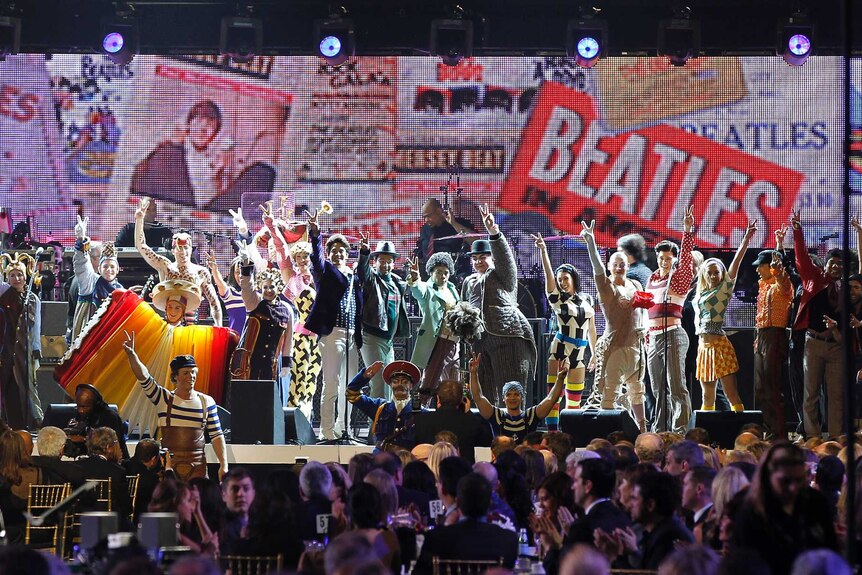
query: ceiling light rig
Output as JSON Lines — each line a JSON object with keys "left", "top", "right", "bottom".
{"left": 567, "top": 17, "right": 607, "bottom": 68}
{"left": 778, "top": 12, "right": 813, "bottom": 67}
{"left": 657, "top": 5, "right": 700, "bottom": 67}
{"left": 315, "top": 15, "right": 355, "bottom": 67}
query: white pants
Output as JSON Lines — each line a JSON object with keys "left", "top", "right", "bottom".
{"left": 318, "top": 328, "right": 358, "bottom": 439}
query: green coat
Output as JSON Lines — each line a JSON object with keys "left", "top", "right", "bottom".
{"left": 409, "top": 280, "right": 459, "bottom": 368}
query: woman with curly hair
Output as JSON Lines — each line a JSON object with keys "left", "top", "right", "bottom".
{"left": 407, "top": 252, "right": 460, "bottom": 397}
{"left": 233, "top": 241, "right": 295, "bottom": 407}
{"left": 0, "top": 431, "right": 43, "bottom": 542}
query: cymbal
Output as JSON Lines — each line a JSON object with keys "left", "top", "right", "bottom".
{"left": 542, "top": 234, "right": 584, "bottom": 241}
{"left": 435, "top": 233, "right": 486, "bottom": 241}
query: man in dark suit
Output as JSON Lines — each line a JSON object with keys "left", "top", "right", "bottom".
{"left": 32, "top": 426, "right": 87, "bottom": 487}
{"left": 372, "top": 451, "right": 430, "bottom": 517}
{"left": 76, "top": 427, "right": 133, "bottom": 526}
{"left": 414, "top": 473, "right": 518, "bottom": 574}
{"left": 414, "top": 380, "right": 493, "bottom": 463}
{"left": 122, "top": 438, "right": 162, "bottom": 521}
{"left": 682, "top": 466, "right": 716, "bottom": 534}
{"left": 541, "top": 457, "right": 632, "bottom": 573}
{"left": 295, "top": 461, "right": 333, "bottom": 543}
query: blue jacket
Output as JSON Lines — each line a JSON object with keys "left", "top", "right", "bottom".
{"left": 346, "top": 370, "right": 422, "bottom": 447}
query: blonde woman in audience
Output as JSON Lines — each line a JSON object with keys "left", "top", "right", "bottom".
{"left": 699, "top": 445, "right": 721, "bottom": 471}
{"left": 426, "top": 441, "right": 458, "bottom": 480}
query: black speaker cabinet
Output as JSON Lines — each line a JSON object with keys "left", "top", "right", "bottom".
{"left": 283, "top": 408, "right": 316, "bottom": 445}
{"left": 691, "top": 410, "right": 764, "bottom": 449}
{"left": 560, "top": 409, "right": 640, "bottom": 447}
{"left": 230, "top": 380, "right": 285, "bottom": 445}
{"left": 137, "top": 512, "right": 179, "bottom": 549}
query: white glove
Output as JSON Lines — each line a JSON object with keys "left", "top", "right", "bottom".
{"left": 229, "top": 208, "right": 249, "bottom": 237}
{"left": 75, "top": 215, "right": 89, "bottom": 240}
{"left": 279, "top": 366, "right": 291, "bottom": 379}
{"left": 236, "top": 240, "right": 251, "bottom": 265}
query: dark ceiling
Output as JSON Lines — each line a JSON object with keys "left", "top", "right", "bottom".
{"left": 4, "top": 0, "right": 859, "bottom": 57}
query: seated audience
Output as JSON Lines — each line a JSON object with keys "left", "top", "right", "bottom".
{"left": 346, "top": 482, "right": 401, "bottom": 572}
{"left": 122, "top": 437, "right": 162, "bottom": 520}
{"left": 219, "top": 467, "right": 256, "bottom": 555}
{"left": 296, "top": 461, "right": 333, "bottom": 543}
{"left": 76, "top": 427, "right": 132, "bottom": 523}
{"left": 413, "top": 379, "right": 492, "bottom": 462}
{"left": 32, "top": 426, "right": 87, "bottom": 487}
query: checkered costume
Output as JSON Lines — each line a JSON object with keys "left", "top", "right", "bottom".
{"left": 695, "top": 278, "right": 738, "bottom": 381}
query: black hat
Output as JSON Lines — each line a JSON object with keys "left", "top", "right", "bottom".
{"left": 370, "top": 240, "right": 399, "bottom": 258}
{"left": 169, "top": 355, "right": 197, "bottom": 373}
{"left": 752, "top": 250, "right": 778, "bottom": 266}
{"left": 468, "top": 239, "right": 492, "bottom": 255}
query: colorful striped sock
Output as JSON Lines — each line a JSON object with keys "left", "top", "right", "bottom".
{"left": 566, "top": 376, "right": 585, "bottom": 409}
{"left": 731, "top": 403, "right": 745, "bottom": 412}
{"left": 545, "top": 375, "right": 560, "bottom": 429}
{"left": 701, "top": 404, "right": 716, "bottom": 411}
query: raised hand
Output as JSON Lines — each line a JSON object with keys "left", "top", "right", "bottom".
{"left": 775, "top": 223, "right": 788, "bottom": 247}
{"left": 531, "top": 233, "right": 546, "bottom": 250}
{"left": 259, "top": 202, "right": 274, "bottom": 225}
{"left": 853, "top": 215, "right": 862, "bottom": 234}
{"left": 122, "top": 330, "right": 136, "bottom": 356}
{"left": 443, "top": 209, "right": 455, "bottom": 226}
{"left": 235, "top": 240, "right": 252, "bottom": 265}
{"left": 744, "top": 219, "right": 758, "bottom": 239}
{"left": 407, "top": 257, "right": 420, "bottom": 281}
{"left": 228, "top": 207, "right": 248, "bottom": 236}
{"left": 478, "top": 203, "right": 497, "bottom": 234}
{"left": 580, "top": 219, "right": 596, "bottom": 240}
{"left": 683, "top": 205, "right": 695, "bottom": 232}
{"left": 305, "top": 208, "right": 319, "bottom": 234}
{"left": 363, "top": 360, "right": 384, "bottom": 379}
{"left": 790, "top": 209, "right": 801, "bottom": 230}
{"left": 75, "top": 215, "right": 89, "bottom": 240}
{"left": 770, "top": 251, "right": 785, "bottom": 275}
{"left": 205, "top": 250, "right": 218, "bottom": 270}
{"left": 135, "top": 197, "right": 151, "bottom": 220}
{"left": 359, "top": 230, "right": 370, "bottom": 252}
{"left": 469, "top": 352, "right": 481, "bottom": 373}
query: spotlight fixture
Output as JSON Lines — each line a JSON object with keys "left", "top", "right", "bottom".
{"left": 430, "top": 19, "right": 473, "bottom": 67}
{"left": 566, "top": 19, "right": 607, "bottom": 68}
{"left": 657, "top": 18, "right": 700, "bottom": 67}
{"left": 100, "top": 19, "right": 138, "bottom": 66}
{"left": 220, "top": 16, "right": 262, "bottom": 64}
{"left": 0, "top": 16, "right": 20, "bottom": 59}
{"left": 778, "top": 15, "right": 813, "bottom": 67}
{"left": 314, "top": 18, "right": 355, "bottom": 66}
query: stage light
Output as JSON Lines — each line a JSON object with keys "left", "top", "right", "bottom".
{"left": 658, "top": 18, "right": 700, "bottom": 67}
{"left": 220, "top": 16, "right": 262, "bottom": 64}
{"left": 0, "top": 17, "right": 21, "bottom": 59}
{"left": 778, "top": 16, "right": 813, "bottom": 67}
{"left": 314, "top": 19, "right": 355, "bottom": 66}
{"left": 431, "top": 19, "right": 474, "bottom": 67}
{"left": 100, "top": 19, "right": 137, "bottom": 66}
{"left": 567, "top": 19, "right": 607, "bottom": 68}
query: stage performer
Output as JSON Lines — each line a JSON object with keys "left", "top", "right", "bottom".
{"left": 305, "top": 208, "right": 363, "bottom": 441}
{"left": 231, "top": 241, "right": 294, "bottom": 407}
{"left": 347, "top": 360, "right": 424, "bottom": 448}
{"left": 208, "top": 255, "right": 247, "bottom": 333}
{"left": 72, "top": 215, "right": 123, "bottom": 339}
{"left": 135, "top": 197, "right": 222, "bottom": 326}
{"left": 122, "top": 331, "right": 228, "bottom": 482}
{"left": 0, "top": 253, "right": 42, "bottom": 429}
{"left": 150, "top": 280, "right": 203, "bottom": 328}
{"left": 533, "top": 233, "right": 596, "bottom": 429}
{"left": 794, "top": 210, "right": 845, "bottom": 438}
{"left": 695, "top": 221, "right": 756, "bottom": 412}
{"left": 407, "top": 252, "right": 460, "bottom": 398}
{"left": 581, "top": 220, "right": 648, "bottom": 432}
{"left": 358, "top": 236, "right": 411, "bottom": 400}
{"left": 752, "top": 226, "right": 793, "bottom": 438}
{"left": 416, "top": 198, "right": 474, "bottom": 278}
{"left": 644, "top": 206, "right": 696, "bottom": 433}
{"left": 460, "top": 203, "right": 537, "bottom": 403}
{"left": 469, "top": 352, "right": 567, "bottom": 443}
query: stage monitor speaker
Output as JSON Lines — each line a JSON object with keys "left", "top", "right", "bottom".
{"left": 80, "top": 512, "right": 119, "bottom": 548}
{"left": 43, "top": 403, "right": 120, "bottom": 430}
{"left": 41, "top": 301, "right": 68, "bottom": 335}
{"left": 691, "top": 410, "right": 764, "bottom": 449}
{"left": 560, "top": 409, "right": 640, "bottom": 447}
{"left": 138, "top": 512, "right": 179, "bottom": 549}
{"left": 230, "top": 379, "right": 285, "bottom": 445}
{"left": 283, "top": 407, "right": 316, "bottom": 445}
{"left": 36, "top": 368, "right": 71, "bottom": 405}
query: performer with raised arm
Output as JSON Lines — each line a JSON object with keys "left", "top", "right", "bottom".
{"left": 469, "top": 353, "right": 567, "bottom": 443}
{"left": 231, "top": 241, "right": 294, "bottom": 407}
{"left": 460, "top": 203, "right": 537, "bottom": 403}
{"left": 580, "top": 219, "right": 649, "bottom": 432}
{"left": 694, "top": 220, "right": 756, "bottom": 412}
{"left": 533, "top": 233, "right": 596, "bottom": 429}
{"left": 122, "top": 331, "right": 228, "bottom": 482}
{"left": 793, "top": 210, "right": 845, "bottom": 438}
{"left": 752, "top": 224, "right": 794, "bottom": 438}
{"left": 304, "top": 208, "right": 363, "bottom": 441}
{"left": 406, "top": 252, "right": 461, "bottom": 398}
{"left": 358, "top": 234, "right": 411, "bottom": 400}
{"left": 644, "top": 206, "right": 696, "bottom": 433}
{"left": 134, "top": 197, "right": 222, "bottom": 326}
{"left": 71, "top": 214, "right": 123, "bottom": 339}
{"left": 346, "top": 360, "right": 423, "bottom": 448}
{"left": 207, "top": 253, "right": 247, "bottom": 334}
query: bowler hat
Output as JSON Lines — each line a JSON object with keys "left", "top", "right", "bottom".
{"left": 752, "top": 250, "right": 778, "bottom": 267}
{"left": 371, "top": 240, "right": 399, "bottom": 258}
{"left": 468, "top": 239, "right": 492, "bottom": 255}
{"left": 382, "top": 360, "right": 421, "bottom": 385}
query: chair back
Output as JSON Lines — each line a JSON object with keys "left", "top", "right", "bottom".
{"left": 432, "top": 556, "right": 503, "bottom": 575}
{"left": 63, "top": 477, "right": 113, "bottom": 558}
{"left": 25, "top": 483, "right": 71, "bottom": 554}
{"left": 221, "top": 554, "right": 283, "bottom": 575}
{"left": 88, "top": 477, "right": 112, "bottom": 511}
{"left": 126, "top": 475, "right": 140, "bottom": 518}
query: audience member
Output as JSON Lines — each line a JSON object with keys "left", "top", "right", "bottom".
{"left": 364, "top": 469, "right": 399, "bottom": 520}
{"left": 372, "top": 451, "right": 430, "bottom": 514}
{"left": 473, "top": 461, "right": 517, "bottom": 527}
{"left": 220, "top": 467, "right": 256, "bottom": 554}
{"left": 634, "top": 433, "right": 665, "bottom": 467}
{"left": 521, "top": 447, "right": 548, "bottom": 492}
{"left": 32, "top": 426, "right": 87, "bottom": 487}
{"left": 414, "top": 380, "right": 492, "bottom": 463}
{"left": 790, "top": 549, "right": 853, "bottom": 575}
{"left": 558, "top": 544, "right": 610, "bottom": 575}
{"left": 0, "top": 431, "right": 45, "bottom": 543}
{"left": 435, "top": 456, "right": 472, "bottom": 525}
{"left": 426, "top": 441, "right": 459, "bottom": 480}
{"left": 682, "top": 466, "right": 716, "bottom": 540}
{"left": 664, "top": 440, "right": 705, "bottom": 476}
{"left": 658, "top": 544, "right": 720, "bottom": 575}
{"left": 346, "top": 482, "right": 401, "bottom": 572}
{"left": 685, "top": 427, "right": 711, "bottom": 446}
{"left": 494, "top": 450, "right": 534, "bottom": 530}
{"left": 297, "top": 461, "right": 333, "bottom": 543}
{"left": 122, "top": 437, "right": 162, "bottom": 520}
{"left": 76, "top": 427, "right": 133, "bottom": 523}
{"left": 402, "top": 460, "right": 438, "bottom": 503}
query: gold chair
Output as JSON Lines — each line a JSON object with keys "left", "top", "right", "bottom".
{"left": 126, "top": 475, "right": 140, "bottom": 519}
{"left": 432, "top": 556, "right": 503, "bottom": 575}
{"left": 25, "top": 483, "right": 70, "bottom": 554}
{"left": 88, "top": 478, "right": 112, "bottom": 511}
{"left": 63, "top": 477, "right": 113, "bottom": 558}
{"left": 221, "top": 554, "right": 284, "bottom": 575}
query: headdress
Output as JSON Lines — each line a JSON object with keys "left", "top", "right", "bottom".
{"left": 171, "top": 232, "right": 193, "bottom": 250}
{"left": 255, "top": 267, "right": 285, "bottom": 293}
{"left": 99, "top": 241, "right": 118, "bottom": 265}
{"left": 1, "top": 252, "right": 35, "bottom": 279}
{"left": 150, "top": 279, "right": 203, "bottom": 313}
{"left": 169, "top": 355, "right": 197, "bottom": 373}
{"left": 502, "top": 381, "right": 525, "bottom": 401}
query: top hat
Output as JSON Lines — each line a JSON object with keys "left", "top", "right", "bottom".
{"left": 468, "top": 239, "right": 492, "bottom": 255}
{"left": 150, "top": 279, "right": 202, "bottom": 313}
{"left": 382, "top": 360, "right": 421, "bottom": 385}
{"left": 371, "top": 240, "right": 399, "bottom": 258}
{"left": 752, "top": 250, "right": 779, "bottom": 267}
